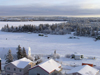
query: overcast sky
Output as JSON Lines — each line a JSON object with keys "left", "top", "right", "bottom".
{"left": 0, "top": 0, "right": 100, "bottom": 17}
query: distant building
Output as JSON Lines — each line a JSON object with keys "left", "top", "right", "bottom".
{"left": 74, "top": 54, "right": 83, "bottom": 60}
{"left": 71, "top": 53, "right": 84, "bottom": 60}
{"left": 66, "top": 65, "right": 99, "bottom": 75}
{"left": 82, "top": 63, "right": 93, "bottom": 67}
{"left": 4, "top": 57, "right": 35, "bottom": 75}
{"left": 29, "top": 59, "right": 61, "bottom": 75}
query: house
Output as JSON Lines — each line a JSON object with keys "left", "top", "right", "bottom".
{"left": 4, "top": 57, "right": 35, "bottom": 75}
{"left": 29, "top": 59, "right": 61, "bottom": 75}
{"left": 66, "top": 65, "right": 99, "bottom": 75}
{"left": 71, "top": 53, "right": 83, "bottom": 60}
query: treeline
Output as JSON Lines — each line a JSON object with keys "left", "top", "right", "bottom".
{"left": 1, "top": 16, "right": 100, "bottom": 22}
{"left": 1, "top": 23, "right": 74, "bottom": 35}
{"left": 75, "top": 25, "right": 100, "bottom": 37}
{"left": 0, "top": 16, "right": 68, "bottom": 21}
{"left": 1, "top": 21, "right": 100, "bottom": 37}
{"left": 68, "top": 19, "right": 100, "bottom": 37}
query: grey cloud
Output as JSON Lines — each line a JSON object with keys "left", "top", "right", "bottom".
{"left": 0, "top": 5, "right": 100, "bottom": 16}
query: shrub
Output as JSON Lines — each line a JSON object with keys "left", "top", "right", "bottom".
{"left": 38, "top": 34, "right": 44, "bottom": 36}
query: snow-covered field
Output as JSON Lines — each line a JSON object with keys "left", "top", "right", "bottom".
{"left": 0, "top": 31, "right": 100, "bottom": 56}
{"left": 0, "top": 21, "right": 100, "bottom": 68}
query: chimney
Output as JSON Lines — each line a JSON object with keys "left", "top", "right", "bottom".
{"left": 0, "top": 58, "right": 1, "bottom": 70}
{"left": 47, "top": 57, "right": 50, "bottom": 59}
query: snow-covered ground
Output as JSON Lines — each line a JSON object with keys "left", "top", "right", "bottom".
{"left": 0, "top": 31, "right": 99, "bottom": 56}
{"left": 0, "top": 31, "right": 100, "bottom": 66}
{"left": 0, "top": 21, "right": 100, "bottom": 69}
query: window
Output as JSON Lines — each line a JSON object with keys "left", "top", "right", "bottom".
{"left": 7, "top": 67, "right": 10, "bottom": 70}
{"left": 14, "top": 68, "right": 16, "bottom": 71}
{"left": 19, "top": 69, "right": 22, "bottom": 72}
{"left": 37, "top": 73, "right": 40, "bottom": 75}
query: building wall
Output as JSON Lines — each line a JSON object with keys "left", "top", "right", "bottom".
{"left": 29, "top": 62, "right": 36, "bottom": 68}
{"left": 29, "top": 66, "right": 49, "bottom": 75}
{"left": 5, "top": 63, "right": 23, "bottom": 75}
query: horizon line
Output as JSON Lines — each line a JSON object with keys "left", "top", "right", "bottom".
{"left": 1, "top": 15, "right": 100, "bottom": 18}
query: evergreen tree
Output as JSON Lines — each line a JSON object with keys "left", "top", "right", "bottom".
{"left": 5, "top": 49, "right": 13, "bottom": 64}
{"left": 17, "top": 45, "right": 23, "bottom": 59}
{"left": 22, "top": 47, "right": 27, "bottom": 58}
{"left": 17, "top": 45, "right": 21, "bottom": 50}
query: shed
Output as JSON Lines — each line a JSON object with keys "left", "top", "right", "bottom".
{"left": 74, "top": 54, "right": 83, "bottom": 60}
{"left": 82, "top": 63, "right": 93, "bottom": 67}
{"left": 29, "top": 59, "right": 61, "bottom": 75}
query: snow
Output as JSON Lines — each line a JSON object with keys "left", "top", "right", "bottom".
{"left": 0, "top": 21, "right": 100, "bottom": 69}
{"left": 38, "top": 59, "right": 61, "bottom": 73}
{"left": 11, "top": 57, "right": 33, "bottom": 68}
{"left": 67, "top": 65, "right": 99, "bottom": 75}
{"left": 0, "top": 31, "right": 99, "bottom": 56}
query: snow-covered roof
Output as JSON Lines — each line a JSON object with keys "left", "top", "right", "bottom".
{"left": 74, "top": 52, "right": 83, "bottom": 56}
{"left": 11, "top": 57, "right": 33, "bottom": 68}
{"left": 38, "top": 59, "right": 61, "bottom": 73}
{"left": 67, "top": 65, "right": 99, "bottom": 75}
{"left": 30, "top": 59, "right": 61, "bottom": 73}
{"left": 74, "top": 54, "right": 83, "bottom": 57}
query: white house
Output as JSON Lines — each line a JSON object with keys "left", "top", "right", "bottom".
{"left": 71, "top": 52, "right": 84, "bottom": 60}
{"left": 5, "top": 57, "right": 35, "bottom": 75}
{"left": 29, "top": 59, "right": 61, "bottom": 75}
{"left": 66, "top": 65, "right": 99, "bottom": 75}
